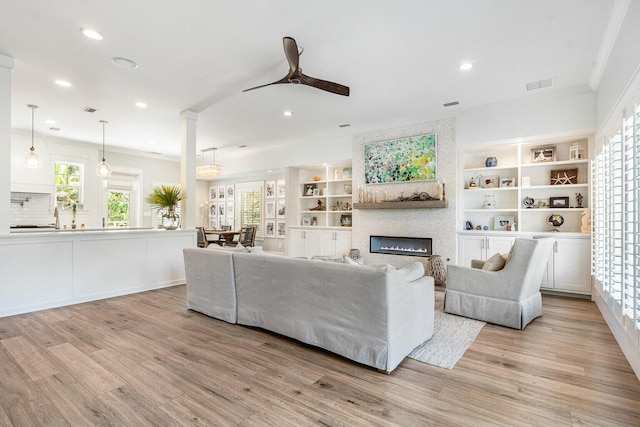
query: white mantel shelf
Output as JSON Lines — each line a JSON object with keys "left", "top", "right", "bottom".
{"left": 353, "top": 200, "right": 448, "bottom": 209}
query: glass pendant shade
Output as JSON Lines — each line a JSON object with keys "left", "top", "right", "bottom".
{"left": 96, "top": 120, "right": 111, "bottom": 178}
{"left": 96, "top": 160, "right": 112, "bottom": 178}
{"left": 26, "top": 147, "right": 40, "bottom": 169}
{"left": 196, "top": 148, "right": 223, "bottom": 180}
{"left": 26, "top": 104, "right": 42, "bottom": 169}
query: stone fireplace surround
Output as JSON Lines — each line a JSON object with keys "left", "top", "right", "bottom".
{"left": 351, "top": 118, "right": 457, "bottom": 268}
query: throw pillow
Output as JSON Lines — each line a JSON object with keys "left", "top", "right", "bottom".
{"left": 367, "top": 263, "right": 395, "bottom": 272}
{"left": 397, "top": 262, "right": 425, "bottom": 281}
{"left": 482, "top": 252, "right": 506, "bottom": 271}
{"left": 343, "top": 255, "right": 365, "bottom": 265}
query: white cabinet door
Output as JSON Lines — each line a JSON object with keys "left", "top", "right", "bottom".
{"left": 317, "top": 229, "right": 352, "bottom": 257}
{"left": 552, "top": 238, "right": 591, "bottom": 294}
{"left": 288, "top": 229, "right": 320, "bottom": 258}
{"left": 458, "top": 235, "right": 487, "bottom": 267}
{"left": 288, "top": 228, "right": 307, "bottom": 258}
{"left": 333, "top": 230, "right": 352, "bottom": 258}
{"left": 486, "top": 235, "right": 516, "bottom": 258}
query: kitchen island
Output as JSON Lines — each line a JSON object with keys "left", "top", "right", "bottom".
{"left": 0, "top": 228, "right": 196, "bottom": 317}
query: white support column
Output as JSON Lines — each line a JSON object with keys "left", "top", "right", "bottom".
{"left": 0, "top": 54, "right": 15, "bottom": 235}
{"left": 180, "top": 110, "right": 197, "bottom": 231}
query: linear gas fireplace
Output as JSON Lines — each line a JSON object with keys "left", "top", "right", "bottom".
{"left": 370, "top": 236, "right": 432, "bottom": 257}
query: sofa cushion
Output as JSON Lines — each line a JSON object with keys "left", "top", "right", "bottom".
{"left": 397, "top": 262, "right": 425, "bottom": 281}
{"left": 482, "top": 252, "right": 507, "bottom": 271}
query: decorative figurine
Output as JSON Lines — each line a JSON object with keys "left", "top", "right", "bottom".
{"left": 576, "top": 193, "right": 583, "bottom": 208}
{"left": 581, "top": 208, "right": 591, "bottom": 233}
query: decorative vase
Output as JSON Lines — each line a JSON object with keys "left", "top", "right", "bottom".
{"left": 162, "top": 208, "right": 180, "bottom": 230}
{"left": 482, "top": 194, "right": 497, "bottom": 209}
{"left": 485, "top": 157, "right": 498, "bottom": 167}
{"left": 427, "top": 255, "right": 447, "bottom": 285}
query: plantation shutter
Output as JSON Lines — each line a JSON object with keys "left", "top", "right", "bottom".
{"left": 234, "top": 181, "right": 262, "bottom": 235}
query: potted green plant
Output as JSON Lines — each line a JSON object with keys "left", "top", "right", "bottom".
{"left": 146, "top": 185, "right": 185, "bottom": 230}
{"left": 71, "top": 203, "right": 77, "bottom": 229}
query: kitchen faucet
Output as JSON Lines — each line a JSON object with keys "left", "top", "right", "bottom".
{"left": 53, "top": 206, "right": 60, "bottom": 229}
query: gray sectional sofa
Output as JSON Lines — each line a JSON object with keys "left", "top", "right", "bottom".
{"left": 183, "top": 246, "right": 434, "bottom": 373}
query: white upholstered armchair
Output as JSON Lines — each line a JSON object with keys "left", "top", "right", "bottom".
{"left": 444, "top": 238, "right": 555, "bottom": 329}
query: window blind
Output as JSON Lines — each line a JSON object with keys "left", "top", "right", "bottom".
{"left": 234, "top": 181, "right": 262, "bottom": 234}
{"left": 593, "top": 98, "right": 640, "bottom": 332}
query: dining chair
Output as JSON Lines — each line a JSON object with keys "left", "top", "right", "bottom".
{"left": 239, "top": 226, "right": 257, "bottom": 247}
{"left": 196, "top": 226, "right": 208, "bottom": 248}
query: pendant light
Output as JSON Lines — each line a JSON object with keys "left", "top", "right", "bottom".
{"left": 25, "top": 104, "right": 41, "bottom": 169}
{"left": 196, "top": 147, "right": 223, "bottom": 180}
{"left": 96, "top": 120, "right": 112, "bottom": 178}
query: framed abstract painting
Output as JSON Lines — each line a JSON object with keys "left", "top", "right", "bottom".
{"left": 364, "top": 133, "right": 437, "bottom": 184}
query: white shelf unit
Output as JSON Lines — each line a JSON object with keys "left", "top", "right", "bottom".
{"left": 297, "top": 166, "right": 353, "bottom": 228}
{"left": 460, "top": 137, "right": 591, "bottom": 233}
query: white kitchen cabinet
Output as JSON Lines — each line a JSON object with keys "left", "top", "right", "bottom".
{"left": 540, "top": 236, "right": 591, "bottom": 294}
{"left": 457, "top": 233, "right": 516, "bottom": 268}
{"left": 288, "top": 227, "right": 351, "bottom": 259}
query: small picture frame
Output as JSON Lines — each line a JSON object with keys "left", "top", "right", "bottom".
{"left": 304, "top": 184, "right": 316, "bottom": 196}
{"left": 277, "top": 200, "right": 286, "bottom": 217}
{"left": 342, "top": 167, "right": 352, "bottom": 179}
{"left": 276, "top": 221, "right": 286, "bottom": 238}
{"left": 266, "top": 180, "right": 276, "bottom": 198}
{"left": 480, "top": 175, "right": 500, "bottom": 188}
{"left": 265, "top": 220, "right": 275, "bottom": 237}
{"left": 344, "top": 184, "right": 352, "bottom": 195}
{"left": 531, "top": 146, "right": 556, "bottom": 163}
{"left": 302, "top": 217, "right": 311, "bottom": 226}
{"left": 340, "top": 214, "right": 352, "bottom": 227}
{"left": 549, "top": 196, "right": 570, "bottom": 208}
{"left": 226, "top": 185, "right": 234, "bottom": 201}
{"left": 499, "top": 177, "right": 515, "bottom": 188}
{"left": 277, "top": 181, "right": 286, "bottom": 197}
{"left": 265, "top": 201, "right": 276, "bottom": 218}
{"left": 218, "top": 185, "right": 225, "bottom": 200}
{"left": 209, "top": 186, "right": 217, "bottom": 201}
{"left": 210, "top": 203, "right": 218, "bottom": 217}
{"left": 226, "top": 202, "right": 234, "bottom": 218}
{"left": 312, "top": 188, "right": 320, "bottom": 196}
{"left": 494, "top": 215, "right": 515, "bottom": 231}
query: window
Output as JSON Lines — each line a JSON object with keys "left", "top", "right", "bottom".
{"left": 234, "top": 181, "right": 262, "bottom": 234}
{"left": 593, "top": 99, "right": 640, "bottom": 330}
{"left": 55, "top": 161, "right": 83, "bottom": 208}
{"left": 108, "top": 190, "right": 130, "bottom": 227}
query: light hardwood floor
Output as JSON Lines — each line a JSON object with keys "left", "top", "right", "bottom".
{"left": 1, "top": 285, "right": 639, "bottom": 426}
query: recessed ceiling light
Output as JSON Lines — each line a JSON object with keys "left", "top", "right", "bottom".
{"left": 111, "top": 57, "right": 138, "bottom": 69}
{"left": 283, "top": 110, "right": 294, "bottom": 117}
{"left": 80, "top": 28, "right": 103, "bottom": 40}
{"left": 135, "top": 102, "right": 147, "bottom": 108}
{"left": 55, "top": 80, "right": 72, "bottom": 87}
{"left": 45, "top": 119, "right": 56, "bottom": 125}
{"left": 267, "top": 169, "right": 273, "bottom": 173}
{"left": 459, "top": 62, "right": 473, "bottom": 71}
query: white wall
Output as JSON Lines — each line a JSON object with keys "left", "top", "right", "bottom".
{"left": 595, "top": 0, "right": 640, "bottom": 132}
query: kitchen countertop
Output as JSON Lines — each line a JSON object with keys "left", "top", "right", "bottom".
{"left": 9, "top": 226, "right": 156, "bottom": 234}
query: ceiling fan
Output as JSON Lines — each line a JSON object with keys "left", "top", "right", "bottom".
{"left": 243, "top": 36, "right": 350, "bottom": 97}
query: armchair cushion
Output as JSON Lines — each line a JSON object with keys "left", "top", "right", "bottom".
{"left": 482, "top": 252, "right": 507, "bottom": 271}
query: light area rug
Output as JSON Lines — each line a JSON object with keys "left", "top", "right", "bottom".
{"left": 408, "top": 291, "right": 485, "bottom": 369}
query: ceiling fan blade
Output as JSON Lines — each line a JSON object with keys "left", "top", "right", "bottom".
{"left": 299, "top": 72, "right": 350, "bottom": 97}
{"left": 242, "top": 75, "right": 290, "bottom": 93}
{"left": 283, "top": 36, "right": 300, "bottom": 73}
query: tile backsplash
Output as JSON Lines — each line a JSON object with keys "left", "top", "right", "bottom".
{"left": 10, "top": 192, "right": 54, "bottom": 226}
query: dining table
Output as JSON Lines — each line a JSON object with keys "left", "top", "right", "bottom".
{"left": 204, "top": 229, "right": 239, "bottom": 245}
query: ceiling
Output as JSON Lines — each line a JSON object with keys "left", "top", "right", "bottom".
{"left": 0, "top": 0, "right": 616, "bottom": 158}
